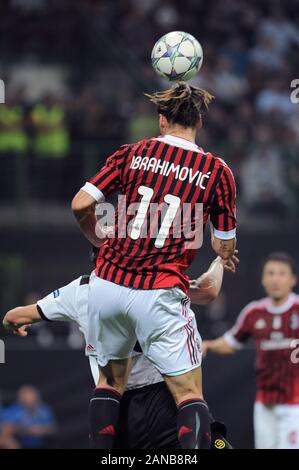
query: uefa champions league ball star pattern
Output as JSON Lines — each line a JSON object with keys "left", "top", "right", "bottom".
{"left": 151, "top": 31, "right": 203, "bottom": 82}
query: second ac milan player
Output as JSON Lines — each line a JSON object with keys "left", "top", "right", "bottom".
{"left": 71, "top": 82, "right": 237, "bottom": 449}
{"left": 203, "top": 252, "right": 299, "bottom": 449}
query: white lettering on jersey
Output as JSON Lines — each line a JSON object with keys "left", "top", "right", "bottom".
{"left": 130, "top": 155, "right": 211, "bottom": 188}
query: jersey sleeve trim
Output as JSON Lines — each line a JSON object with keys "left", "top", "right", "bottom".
{"left": 81, "top": 182, "right": 105, "bottom": 203}
{"left": 223, "top": 331, "right": 244, "bottom": 350}
{"left": 36, "top": 303, "right": 52, "bottom": 322}
{"left": 213, "top": 227, "right": 236, "bottom": 240}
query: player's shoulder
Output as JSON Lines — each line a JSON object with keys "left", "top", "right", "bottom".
{"left": 240, "top": 298, "right": 267, "bottom": 317}
{"left": 203, "top": 149, "right": 234, "bottom": 173}
{"left": 118, "top": 138, "right": 155, "bottom": 155}
{"left": 292, "top": 293, "right": 299, "bottom": 307}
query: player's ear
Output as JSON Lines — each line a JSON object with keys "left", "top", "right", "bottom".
{"left": 159, "top": 114, "right": 168, "bottom": 133}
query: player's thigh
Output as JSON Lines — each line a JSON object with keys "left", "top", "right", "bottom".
{"left": 98, "top": 357, "right": 132, "bottom": 390}
{"left": 131, "top": 288, "right": 202, "bottom": 377}
{"left": 88, "top": 276, "right": 136, "bottom": 365}
{"left": 277, "top": 405, "right": 299, "bottom": 449}
{"left": 253, "top": 402, "right": 277, "bottom": 449}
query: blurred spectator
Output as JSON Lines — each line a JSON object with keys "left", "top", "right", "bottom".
{"left": 153, "top": 0, "right": 179, "bottom": 29}
{"left": 0, "top": 385, "right": 56, "bottom": 449}
{"left": 240, "top": 125, "right": 291, "bottom": 217}
{"left": 10, "top": 62, "right": 68, "bottom": 102}
{"left": 30, "top": 94, "right": 70, "bottom": 201}
{"left": 258, "top": 8, "right": 299, "bottom": 56}
{"left": 256, "top": 78, "right": 295, "bottom": 116}
{"left": 248, "top": 36, "right": 284, "bottom": 70}
{"left": 128, "top": 99, "right": 158, "bottom": 143}
{"left": 212, "top": 56, "right": 248, "bottom": 104}
{"left": 0, "top": 95, "right": 28, "bottom": 201}
{"left": 222, "top": 35, "right": 249, "bottom": 77}
{"left": 31, "top": 94, "right": 70, "bottom": 159}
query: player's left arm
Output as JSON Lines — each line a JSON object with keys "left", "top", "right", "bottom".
{"left": 210, "top": 162, "right": 237, "bottom": 261}
{"left": 71, "top": 190, "right": 104, "bottom": 247}
{"left": 3, "top": 305, "right": 42, "bottom": 336}
{"left": 189, "top": 252, "right": 239, "bottom": 304}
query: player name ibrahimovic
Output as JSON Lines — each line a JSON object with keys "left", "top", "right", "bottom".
{"left": 130, "top": 155, "right": 211, "bottom": 189}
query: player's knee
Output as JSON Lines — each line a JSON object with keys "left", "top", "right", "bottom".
{"left": 97, "top": 380, "right": 125, "bottom": 395}
{"left": 176, "top": 392, "right": 204, "bottom": 406}
{"left": 97, "top": 374, "right": 126, "bottom": 394}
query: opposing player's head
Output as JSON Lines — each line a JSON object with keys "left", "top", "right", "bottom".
{"left": 145, "top": 82, "right": 213, "bottom": 134}
{"left": 262, "top": 252, "right": 297, "bottom": 301}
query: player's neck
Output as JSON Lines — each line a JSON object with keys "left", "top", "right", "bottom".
{"left": 269, "top": 293, "right": 292, "bottom": 307}
{"left": 165, "top": 127, "right": 196, "bottom": 143}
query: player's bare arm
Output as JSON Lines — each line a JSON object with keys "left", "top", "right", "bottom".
{"left": 189, "top": 252, "right": 239, "bottom": 304}
{"left": 202, "top": 336, "right": 236, "bottom": 356}
{"left": 72, "top": 190, "right": 105, "bottom": 248}
{"left": 3, "top": 304, "right": 41, "bottom": 336}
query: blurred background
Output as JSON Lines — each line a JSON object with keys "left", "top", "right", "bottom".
{"left": 0, "top": 0, "right": 299, "bottom": 448}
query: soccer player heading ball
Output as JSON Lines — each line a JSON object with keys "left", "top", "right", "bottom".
{"left": 71, "top": 81, "right": 237, "bottom": 449}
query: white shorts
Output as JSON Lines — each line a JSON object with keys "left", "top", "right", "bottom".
{"left": 254, "top": 402, "right": 299, "bottom": 449}
{"left": 88, "top": 275, "right": 202, "bottom": 376}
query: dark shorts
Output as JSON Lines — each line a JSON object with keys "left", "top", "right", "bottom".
{"left": 115, "top": 382, "right": 180, "bottom": 449}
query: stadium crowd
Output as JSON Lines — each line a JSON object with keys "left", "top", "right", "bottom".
{"left": 0, "top": 0, "right": 299, "bottom": 221}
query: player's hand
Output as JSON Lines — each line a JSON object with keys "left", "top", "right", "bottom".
{"left": 13, "top": 324, "right": 31, "bottom": 337}
{"left": 218, "top": 250, "right": 239, "bottom": 273}
{"left": 3, "top": 321, "right": 31, "bottom": 337}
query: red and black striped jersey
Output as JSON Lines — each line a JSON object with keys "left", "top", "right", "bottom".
{"left": 82, "top": 134, "right": 237, "bottom": 292}
{"left": 224, "top": 293, "right": 299, "bottom": 405}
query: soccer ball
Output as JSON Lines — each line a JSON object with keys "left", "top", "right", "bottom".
{"left": 151, "top": 31, "right": 203, "bottom": 82}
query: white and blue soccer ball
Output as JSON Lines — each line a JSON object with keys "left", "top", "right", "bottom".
{"left": 151, "top": 31, "right": 203, "bottom": 82}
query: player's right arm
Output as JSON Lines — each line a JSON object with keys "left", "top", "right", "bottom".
{"left": 72, "top": 145, "right": 128, "bottom": 246}
{"left": 203, "top": 302, "right": 254, "bottom": 356}
{"left": 209, "top": 161, "right": 237, "bottom": 261}
{"left": 3, "top": 305, "right": 42, "bottom": 336}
